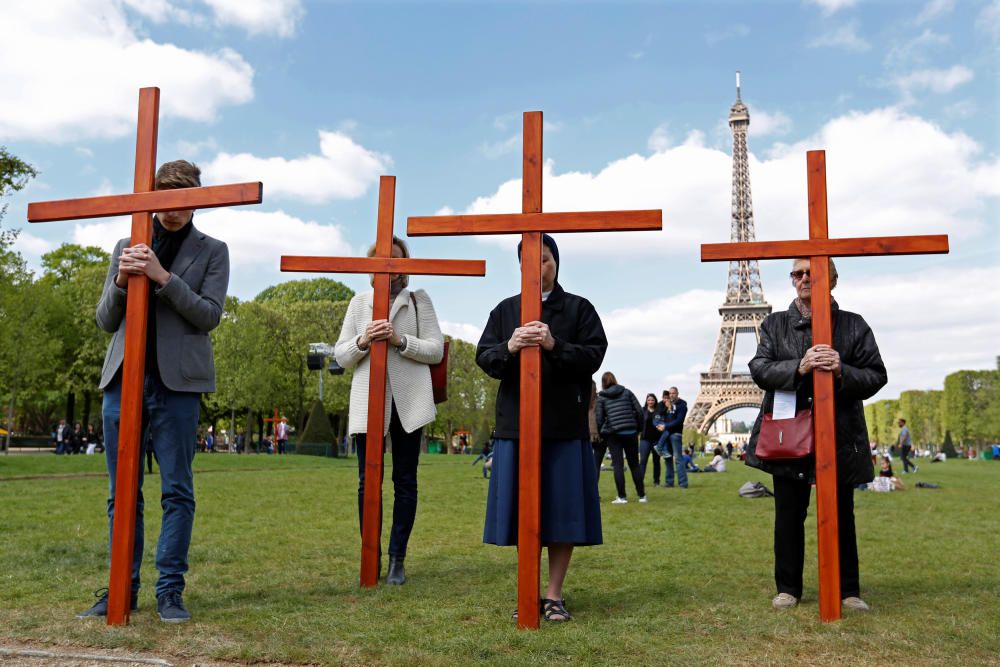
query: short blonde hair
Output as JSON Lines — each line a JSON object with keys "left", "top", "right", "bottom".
{"left": 155, "top": 160, "right": 201, "bottom": 190}
{"left": 368, "top": 235, "right": 410, "bottom": 288}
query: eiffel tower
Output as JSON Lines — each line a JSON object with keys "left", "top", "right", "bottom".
{"left": 686, "top": 73, "right": 772, "bottom": 435}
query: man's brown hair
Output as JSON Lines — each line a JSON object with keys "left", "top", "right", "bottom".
{"left": 155, "top": 160, "right": 201, "bottom": 190}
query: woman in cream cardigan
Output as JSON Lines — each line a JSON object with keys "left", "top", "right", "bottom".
{"left": 335, "top": 235, "right": 444, "bottom": 586}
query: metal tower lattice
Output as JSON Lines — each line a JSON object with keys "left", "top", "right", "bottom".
{"left": 686, "top": 73, "right": 773, "bottom": 435}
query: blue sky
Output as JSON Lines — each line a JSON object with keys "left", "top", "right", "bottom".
{"left": 3, "top": 0, "right": 998, "bottom": 418}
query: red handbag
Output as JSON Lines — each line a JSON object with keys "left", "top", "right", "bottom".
{"left": 411, "top": 293, "right": 448, "bottom": 404}
{"left": 757, "top": 409, "right": 813, "bottom": 460}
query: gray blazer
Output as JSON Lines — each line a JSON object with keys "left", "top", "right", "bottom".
{"left": 96, "top": 224, "right": 230, "bottom": 393}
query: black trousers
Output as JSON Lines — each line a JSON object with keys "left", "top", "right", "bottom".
{"left": 773, "top": 476, "right": 860, "bottom": 599}
{"left": 901, "top": 445, "right": 916, "bottom": 472}
{"left": 638, "top": 438, "right": 661, "bottom": 484}
{"left": 354, "top": 402, "right": 423, "bottom": 559}
{"left": 606, "top": 433, "right": 645, "bottom": 499}
{"left": 592, "top": 439, "right": 607, "bottom": 476}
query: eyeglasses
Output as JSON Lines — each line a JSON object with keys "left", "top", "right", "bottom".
{"left": 790, "top": 270, "right": 810, "bottom": 281}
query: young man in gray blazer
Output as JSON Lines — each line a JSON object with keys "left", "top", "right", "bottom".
{"left": 78, "top": 160, "right": 229, "bottom": 623}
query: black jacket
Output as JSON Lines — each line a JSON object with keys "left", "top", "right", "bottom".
{"left": 476, "top": 283, "right": 608, "bottom": 440}
{"left": 595, "top": 384, "right": 644, "bottom": 436}
{"left": 746, "top": 300, "right": 887, "bottom": 485}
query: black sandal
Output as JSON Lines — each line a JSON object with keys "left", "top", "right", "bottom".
{"left": 542, "top": 598, "right": 572, "bottom": 622}
{"left": 511, "top": 599, "right": 545, "bottom": 620}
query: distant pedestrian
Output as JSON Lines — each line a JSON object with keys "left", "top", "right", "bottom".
{"left": 898, "top": 419, "right": 917, "bottom": 474}
{"left": 596, "top": 372, "right": 646, "bottom": 504}
{"left": 638, "top": 393, "right": 662, "bottom": 488}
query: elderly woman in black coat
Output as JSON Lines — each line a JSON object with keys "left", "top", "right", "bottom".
{"left": 477, "top": 234, "right": 607, "bottom": 622}
{"left": 746, "top": 258, "right": 886, "bottom": 612}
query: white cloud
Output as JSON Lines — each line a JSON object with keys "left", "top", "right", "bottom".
{"left": 893, "top": 65, "right": 974, "bottom": 96}
{"left": 915, "top": 0, "right": 956, "bottom": 24}
{"left": 175, "top": 137, "right": 220, "bottom": 158}
{"left": 481, "top": 134, "right": 520, "bottom": 159}
{"left": 807, "top": 0, "right": 859, "bottom": 15}
{"left": 440, "top": 320, "right": 484, "bottom": 344}
{"left": 647, "top": 124, "right": 672, "bottom": 153}
{"left": 442, "top": 108, "right": 999, "bottom": 262}
{"left": 121, "top": 0, "right": 202, "bottom": 25}
{"left": 884, "top": 29, "right": 949, "bottom": 68}
{"left": 750, "top": 109, "right": 793, "bottom": 137}
{"left": 69, "top": 209, "right": 355, "bottom": 293}
{"left": 704, "top": 24, "right": 750, "bottom": 45}
{"left": 202, "top": 131, "right": 391, "bottom": 204}
{"left": 12, "top": 231, "right": 55, "bottom": 259}
{"left": 202, "top": 0, "right": 303, "bottom": 38}
{"left": 810, "top": 22, "right": 871, "bottom": 52}
{"left": 979, "top": 0, "right": 1000, "bottom": 40}
{"left": 595, "top": 265, "right": 1000, "bottom": 408}
{"left": 0, "top": 1, "right": 254, "bottom": 142}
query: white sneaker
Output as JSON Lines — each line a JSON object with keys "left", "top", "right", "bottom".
{"left": 611, "top": 497, "right": 628, "bottom": 504}
{"left": 772, "top": 593, "right": 798, "bottom": 609}
{"left": 638, "top": 496, "right": 648, "bottom": 503}
{"left": 842, "top": 596, "right": 870, "bottom": 611}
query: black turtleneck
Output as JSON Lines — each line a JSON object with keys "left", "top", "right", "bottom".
{"left": 146, "top": 216, "right": 194, "bottom": 380}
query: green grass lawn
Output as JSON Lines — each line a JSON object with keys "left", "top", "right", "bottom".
{"left": 1, "top": 451, "right": 997, "bottom": 666}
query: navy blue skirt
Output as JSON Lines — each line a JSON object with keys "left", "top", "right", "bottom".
{"left": 483, "top": 438, "right": 603, "bottom": 547}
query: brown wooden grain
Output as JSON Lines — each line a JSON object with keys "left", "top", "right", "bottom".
{"left": 280, "top": 256, "right": 485, "bottom": 276}
{"left": 700, "top": 235, "right": 949, "bottom": 261}
{"left": 106, "top": 86, "right": 160, "bottom": 626}
{"left": 28, "top": 182, "right": 263, "bottom": 223}
{"left": 408, "top": 210, "right": 662, "bottom": 236}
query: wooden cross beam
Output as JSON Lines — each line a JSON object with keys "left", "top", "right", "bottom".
{"left": 281, "top": 175, "right": 486, "bottom": 587}
{"left": 26, "top": 87, "right": 263, "bottom": 626}
{"left": 262, "top": 408, "right": 282, "bottom": 455}
{"left": 408, "top": 111, "right": 662, "bottom": 629}
{"left": 702, "top": 150, "right": 948, "bottom": 622}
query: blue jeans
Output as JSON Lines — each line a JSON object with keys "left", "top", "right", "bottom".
{"left": 662, "top": 433, "right": 687, "bottom": 488}
{"left": 103, "top": 374, "right": 200, "bottom": 597}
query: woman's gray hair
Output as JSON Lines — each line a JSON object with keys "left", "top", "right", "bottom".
{"left": 367, "top": 235, "right": 410, "bottom": 288}
{"left": 793, "top": 257, "right": 838, "bottom": 289}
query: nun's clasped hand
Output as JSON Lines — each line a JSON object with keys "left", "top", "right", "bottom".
{"left": 507, "top": 321, "right": 555, "bottom": 353}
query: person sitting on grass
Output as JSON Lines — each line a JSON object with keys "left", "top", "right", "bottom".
{"left": 703, "top": 447, "right": 727, "bottom": 473}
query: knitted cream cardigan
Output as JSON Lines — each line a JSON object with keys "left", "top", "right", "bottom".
{"left": 335, "top": 289, "right": 444, "bottom": 436}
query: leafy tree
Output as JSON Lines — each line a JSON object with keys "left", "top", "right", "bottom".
{"left": 944, "top": 369, "right": 1000, "bottom": 447}
{"left": 254, "top": 278, "right": 354, "bottom": 304}
{"left": 899, "top": 389, "right": 943, "bottom": 447}
{"left": 427, "top": 337, "right": 498, "bottom": 448}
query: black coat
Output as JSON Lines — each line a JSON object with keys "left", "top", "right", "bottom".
{"left": 595, "top": 384, "right": 644, "bottom": 436}
{"left": 476, "top": 283, "right": 608, "bottom": 440}
{"left": 746, "top": 300, "right": 887, "bottom": 485}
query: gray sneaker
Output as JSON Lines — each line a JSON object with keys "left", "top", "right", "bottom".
{"left": 156, "top": 590, "right": 191, "bottom": 623}
{"left": 772, "top": 593, "right": 798, "bottom": 609}
{"left": 842, "top": 596, "right": 871, "bottom": 611}
{"left": 76, "top": 588, "right": 138, "bottom": 618}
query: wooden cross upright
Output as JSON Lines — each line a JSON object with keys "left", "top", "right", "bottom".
{"left": 701, "top": 150, "right": 948, "bottom": 622}
{"left": 262, "top": 408, "right": 282, "bottom": 454}
{"left": 27, "top": 87, "right": 263, "bottom": 625}
{"left": 281, "top": 175, "right": 486, "bottom": 587}
{"left": 408, "top": 111, "right": 662, "bottom": 629}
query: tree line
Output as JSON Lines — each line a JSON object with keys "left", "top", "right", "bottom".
{"left": 864, "top": 359, "right": 1000, "bottom": 450}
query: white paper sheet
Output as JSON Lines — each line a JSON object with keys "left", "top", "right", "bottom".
{"left": 773, "top": 390, "right": 797, "bottom": 420}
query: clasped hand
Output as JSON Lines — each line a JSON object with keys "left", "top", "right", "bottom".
{"left": 798, "top": 344, "right": 842, "bottom": 377}
{"left": 360, "top": 319, "right": 402, "bottom": 349}
{"left": 507, "top": 321, "right": 555, "bottom": 353}
{"left": 115, "top": 244, "right": 170, "bottom": 288}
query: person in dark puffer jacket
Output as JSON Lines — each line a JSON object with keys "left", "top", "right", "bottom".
{"left": 747, "top": 258, "right": 887, "bottom": 613}
{"left": 595, "top": 372, "right": 646, "bottom": 504}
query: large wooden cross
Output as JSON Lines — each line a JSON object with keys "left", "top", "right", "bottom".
{"left": 702, "top": 150, "right": 948, "bottom": 622}
{"left": 262, "top": 408, "right": 283, "bottom": 454}
{"left": 27, "top": 87, "right": 263, "bottom": 625}
{"left": 281, "top": 175, "right": 485, "bottom": 587}
{"left": 408, "top": 111, "right": 662, "bottom": 628}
